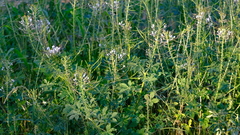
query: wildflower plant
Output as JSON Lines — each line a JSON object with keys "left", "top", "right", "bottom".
{"left": 19, "top": 5, "right": 51, "bottom": 56}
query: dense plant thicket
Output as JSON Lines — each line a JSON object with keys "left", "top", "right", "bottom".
{"left": 0, "top": 0, "right": 239, "bottom": 134}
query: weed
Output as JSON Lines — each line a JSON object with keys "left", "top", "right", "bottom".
{"left": 0, "top": 0, "right": 239, "bottom": 134}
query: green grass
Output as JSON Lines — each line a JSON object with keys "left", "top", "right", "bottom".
{"left": 0, "top": 0, "right": 239, "bottom": 134}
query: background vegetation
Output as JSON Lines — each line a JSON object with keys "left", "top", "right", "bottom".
{"left": 0, "top": 0, "right": 239, "bottom": 134}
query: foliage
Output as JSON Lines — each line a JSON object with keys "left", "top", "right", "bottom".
{"left": 0, "top": 0, "right": 239, "bottom": 134}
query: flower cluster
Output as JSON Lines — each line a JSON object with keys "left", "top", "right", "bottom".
{"left": 88, "top": 2, "right": 108, "bottom": 12}
{"left": 205, "top": 13, "right": 214, "bottom": 27}
{"left": 118, "top": 21, "right": 132, "bottom": 30}
{"left": 150, "top": 23, "right": 175, "bottom": 43}
{"left": 179, "top": 62, "right": 196, "bottom": 70}
{"left": 73, "top": 71, "right": 90, "bottom": 86}
{"left": 195, "top": 11, "right": 208, "bottom": 25}
{"left": 1, "top": 59, "right": 15, "bottom": 91}
{"left": 1, "top": 79, "right": 15, "bottom": 90}
{"left": 195, "top": 11, "right": 215, "bottom": 27}
{"left": 19, "top": 15, "right": 50, "bottom": 33}
{"left": 88, "top": 1, "right": 120, "bottom": 14}
{"left": 19, "top": 5, "right": 53, "bottom": 55}
{"left": 196, "top": 12, "right": 205, "bottom": 22}
{"left": 106, "top": 49, "right": 116, "bottom": 56}
{"left": 106, "top": 49, "right": 126, "bottom": 60}
{"left": 109, "top": 1, "right": 120, "bottom": 10}
{"left": 19, "top": 5, "right": 51, "bottom": 36}
{"left": 46, "top": 45, "right": 61, "bottom": 57}
{"left": 9, "top": 79, "right": 15, "bottom": 87}
{"left": 1, "top": 61, "right": 13, "bottom": 72}
{"left": 217, "top": 28, "right": 233, "bottom": 40}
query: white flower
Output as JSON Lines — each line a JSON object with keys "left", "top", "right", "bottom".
{"left": 82, "top": 72, "right": 90, "bottom": 82}
{"left": 196, "top": 12, "right": 205, "bottom": 24}
{"left": 168, "top": 33, "right": 176, "bottom": 40}
{"left": 227, "top": 31, "right": 232, "bottom": 36}
{"left": 205, "top": 14, "right": 213, "bottom": 27}
{"left": 73, "top": 72, "right": 89, "bottom": 85}
{"left": 98, "top": 44, "right": 106, "bottom": 48}
{"left": 217, "top": 29, "right": 224, "bottom": 36}
{"left": 73, "top": 73, "right": 78, "bottom": 81}
{"left": 111, "top": 1, "right": 120, "bottom": 9}
{"left": 11, "top": 79, "right": 15, "bottom": 82}
{"left": 107, "top": 49, "right": 116, "bottom": 56}
{"left": 89, "top": 2, "right": 101, "bottom": 10}
{"left": 150, "top": 31, "right": 157, "bottom": 37}
{"left": 106, "top": 49, "right": 126, "bottom": 60}
{"left": 151, "top": 24, "right": 155, "bottom": 29}
{"left": 117, "top": 53, "right": 126, "bottom": 59}
{"left": 46, "top": 45, "right": 61, "bottom": 57}
{"left": 118, "top": 21, "right": 125, "bottom": 27}
{"left": 88, "top": 2, "right": 108, "bottom": 13}
{"left": 217, "top": 28, "right": 233, "bottom": 40}
{"left": 206, "top": 16, "right": 211, "bottom": 23}
{"left": 102, "top": 1, "right": 119, "bottom": 10}
{"left": 42, "top": 101, "right": 47, "bottom": 105}
{"left": 180, "top": 63, "right": 188, "bottom": 69}
{"left": 196, "top": 12, "right": 204, "bottom": 20}
{"left": 19, "top": 15, "right": 51, "bottom": 33}
{"left": 26, "top": 101, "right": 32, "bottom": 106}
{"left": 118, "top": 21, "right": 132, "bottom": 30}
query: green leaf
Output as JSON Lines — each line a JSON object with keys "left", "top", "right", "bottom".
{"left": 106, "top": 124, "right": 111, "bottom": 131}
{"left": 129, "top": 117, "right": 140, "bottom": 128}
{"left": 118, "top": 83, "right": 129, "bottom": 93}
{"left": 111, "top": 118, "right": 117, "bottom": 123}
{"left": 102, "top": 107, "right": 108, "bottom": 115}
{"left": 111, "top": 112, "right": 118, "bottom": 118}
{"left": 144, "top": 94, "right": 149, "bottom": 100}
{"left": 14, "top": 48, "right": 29, "bottom": 70}
{"left": 143, "top": 74, "right": 157, "bottom": 83}
{"left": 151, "top": 98, "right": 159, "bottom": 103}
{"left": 150, "top": 91, "right": 155, "bottom": 99}
{"left": 106, "top": 123, "right": 115, "bottom": 133}
{"left": 69, "top": 114, "right": 79, "bottom": 120}
{"left": 181, "top": 123, "right": 190, "bottom": 133}
{"left": 128, "top": 81, "right": 133, "bottom": 86}
{"left": 139, "top": 114, "right": 145, "bottom": 118}
{"left": 62, "top": 104, "right": 72, "bottom": 114}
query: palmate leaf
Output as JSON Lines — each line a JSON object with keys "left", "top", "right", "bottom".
{"left": 69, "top": 113, "right": 79, "bottom": 121}
{"left": 63, "top": 107, "right": 76, "bottom": 121}
{"left": 68, "top": 110, "right": 80, "bottom": 120}
{"left": 143, "top": 73, "right": 158, "bottom": 83}
{"left": 62, "top": 104, "right": 73, "bottom": 115}
{"left": 118, "top": 83, "right": 130, "bottom": 93}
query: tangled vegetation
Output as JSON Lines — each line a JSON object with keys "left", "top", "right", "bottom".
{"left": 0, "top": 0, "right": 239, "bottom": 134}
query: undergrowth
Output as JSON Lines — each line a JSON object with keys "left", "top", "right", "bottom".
{"left": 0, "top": 0, "right": 239, "bottom": 134}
